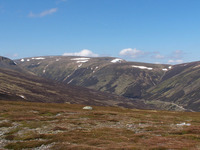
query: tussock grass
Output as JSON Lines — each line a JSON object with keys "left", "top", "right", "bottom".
{"left": 0, "top": 121, "right": 12, "bottom": 128}
{"left": 5, "top": 140, "right": 51, "bottom": 150}
{"left": 0, "top": 100, "right": 200, "bottom": 149}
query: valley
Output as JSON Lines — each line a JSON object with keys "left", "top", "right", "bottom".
{"left": 16, "top": 56, "right": 200, "bottom": 112}
{"left": 0, "top": 56, "right": 151, "bottom": 110}
{"left": 16, "top": 56, "right": 169, "bottom": 99}
{"left": 2, "top": 1, "right": 200, "bottom": 149}
{"left": 0, "top": 56, "right": 200, "bottom": 149}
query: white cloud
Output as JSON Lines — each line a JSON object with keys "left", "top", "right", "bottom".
{"left": 28, "top": 8, "right": 58, "bottom": 18}
{"left": 63, "top": 49, "right": 99, "bottom": 57}
{"left": 154, "top": 54, "right": 165, "bottom": 59}
{"left": 171, "top": 50, "right": 184, "bottom": 59}
{"left": 119, "top": 48, "right": 144, "bottom": 58}
{"left": 168, "top": 59, "right": 183, "bottom": 64}
{"left": 167, "top": 50, "right": 185, "bottom": 64}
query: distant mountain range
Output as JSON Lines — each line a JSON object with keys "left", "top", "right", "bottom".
{"left": 0, "top": 56, "right": 150, "bottom": 110}
{"left": 1, "top": 55, "right": 200, "bottom": 111}
{"left": 13, "top": 55, "right": 200, "bottom": 112}
{"left": 16, "top": 56, "right": 169, "bottom": 99}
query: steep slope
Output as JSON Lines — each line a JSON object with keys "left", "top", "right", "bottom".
{"left": 0, "top": 56, "right": 25, "bottom": 72}
{"left": 16, "top": 56, "right": 169, "bottom": 99}
{"left": 0, "top": 56, "right": 149, "bottom": 109}
{"left": 146, "top": 61, "right": 200, "bottom": 111}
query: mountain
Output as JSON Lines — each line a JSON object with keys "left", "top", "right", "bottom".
{"left": 16, "top": 56, "right": 169, "bottom": 99}
{"left": 16, "top": 56, "right": 200, "bottom": 112}
{"left": 0, "top": 56, "right": 149, "bottom": 109}
{"left": 146, "top": 61, "right": 200, "bottom": 112}
{"left": 0, "top": 56, "right": 23, "bottom": 71}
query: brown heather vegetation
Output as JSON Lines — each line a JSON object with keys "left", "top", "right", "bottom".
{"left": 0, "top": 100, "right": 200, "bottom": 150}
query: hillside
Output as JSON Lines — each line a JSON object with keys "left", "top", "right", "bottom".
{"left": 146, "top": 61, "right": 200, "bottom": 112}
{"left": 16, "top": 56, "right": 169, "bottom": 99}
{"left": 0, "top": 100, "right": 200, "bottom": 149}
{"left": 16, "top": 56, "right": 200, "bottom": 112}
{"left": 0, "top": 56, "right": 149, "bottom": 109}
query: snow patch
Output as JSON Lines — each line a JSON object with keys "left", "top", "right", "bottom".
{"left": 43, "top": 65, "right": 49, "bottom": 73}
{"left": 78, "top": 64, "right": 83, "bottom": 67}
{"left": 56, "top": 59, "right": 60, "bottom": 61}
{"left": 71, "top": 58, "right": 90, "bottom": 61}
{"left": 27, "top": 59, "right": 30, "bottom": 62}
{"left": 176, "top": 122, "right": 191, "bottom": 126}
{"left": 76, "top": 60, "right": 88, "bottom": 63}
{"left": 19, "top": 95, "right": 25, "bottom": 99}
{"left": 132, "top": 65, "right": 153, "bottom": 70}
{"left": 71, "top": 58, "right": 90, "bottom": 63}
{"left": 93, "top": 66, "right": 99, "bottom": 73}
{"left": 68, "top": 79, "right": 73, "bottom": 84}
{"left": 162, "top": 68, "right": 168, "bottom": 71}
{"left": 21, "top": 59, "right": 24, "bottom": 62}
{"left": 44, "top": 64, "right": 49, "bottom": 70}
{"left": 111, "top": 58, "right": 124, "bottom": 63}
{"left": 168, "top": 66, "right": 172, "bottom": 69}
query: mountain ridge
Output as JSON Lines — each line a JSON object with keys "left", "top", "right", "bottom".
{"left": 0, "top": 56, "right": 150, "bottom": 110}
{"left": 16, "top": 56, "right": 169, "bottom": 98}
{"left": 15, "top": 55, "right": 200, "bottom": 111}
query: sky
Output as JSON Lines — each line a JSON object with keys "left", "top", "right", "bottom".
{"left": 0, "top": 0, "right": 200, "bottom": 64}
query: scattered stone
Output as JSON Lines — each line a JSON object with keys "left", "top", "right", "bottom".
{"left": 176, "top": 122, "right": 191, "bottom": 126}
{"left": 32, "top": 142, "right": 56, "bottom": 150}
{"left": 56, "top": 113, "right": 62, "bottom": 117}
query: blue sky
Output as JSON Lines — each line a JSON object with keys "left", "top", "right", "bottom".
{"left": 0, "top": 0, "right": 200, "bottom": 64}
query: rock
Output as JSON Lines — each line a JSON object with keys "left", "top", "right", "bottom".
{"left": 176, "top": 122, "right": 191, "bottom": 126}
{"left": 83, "top": 106, "right": 93, "bottom": 110}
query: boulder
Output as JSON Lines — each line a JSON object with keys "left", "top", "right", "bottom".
{"left": 83, "top": 106, "right": 93, "bottom": 110}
